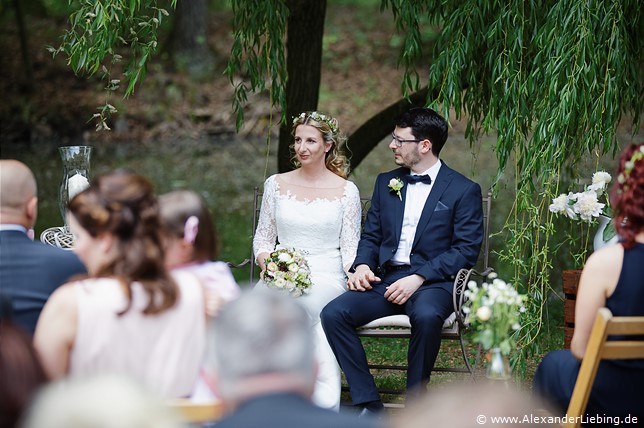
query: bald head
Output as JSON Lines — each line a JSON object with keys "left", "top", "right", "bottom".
{"left": 0, "top": 160, "right": 38, "bottom": 226}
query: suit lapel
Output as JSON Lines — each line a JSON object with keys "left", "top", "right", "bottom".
{"left": 393, "top": 169, "right": 410, "bottom": 244}
{"left": 411, "top": 165, "right": 454, "bottom": 248}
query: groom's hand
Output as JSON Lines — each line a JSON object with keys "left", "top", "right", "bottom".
{"left": 347, "top": 265, "right": 380, "bottom": 291}
{"left": 384, "top": 275, "right": 424, "bottom": 305}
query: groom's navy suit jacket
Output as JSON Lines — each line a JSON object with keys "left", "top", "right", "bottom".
{"left": 353, "top": 163, "right": 483, "bottom": 291}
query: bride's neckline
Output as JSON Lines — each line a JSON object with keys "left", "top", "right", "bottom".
{"left": 275, "top": 174, "right": 345, "bottom": 190}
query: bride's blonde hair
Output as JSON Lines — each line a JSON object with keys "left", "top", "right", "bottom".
{"left": 290, "top": 111, "right": 351, "bottom": 179}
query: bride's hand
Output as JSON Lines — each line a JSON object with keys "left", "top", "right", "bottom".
{"left": 347, "top": 265, "right": 380, "bottom": 292}
{"left": 256, "top": 252, "right": 270, "bottom": 271}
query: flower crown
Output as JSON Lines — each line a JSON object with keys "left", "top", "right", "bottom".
{"left": 617, "top": 144, "right": 644, "bottom": 190}
{"left": 293, "top": 111, "right": 339, "bottom": 134}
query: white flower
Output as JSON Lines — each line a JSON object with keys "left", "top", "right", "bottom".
{"left": 278, "top": 252, "right": 292, "bottom": 263}
{"left": 388, "top": 178, "right": 404, "bottom": 201}
{"left": 572, "top": 190, "right": 605, "bottom": 221}
{"left": 549, "top": 193, "right": 577, "bottom": 219}
{"left": 588, "top": 171, "right": 611, "bottom": 192}
{"left": 274, "top": 277, "right": 286, "bottom": 288}
{"left": 476, "top": 306, "right": 492, "bottom": 321}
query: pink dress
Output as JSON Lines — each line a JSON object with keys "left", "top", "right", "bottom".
{"left": 69, "top": 270, "right": 205, "bottom": 398}
{"left": 173, "top": 260, "right": 241, "bottom": 304}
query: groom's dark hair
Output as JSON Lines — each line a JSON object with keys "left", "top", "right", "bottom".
{"left": 394, "top": 107, "right": 448, "bottom": 156}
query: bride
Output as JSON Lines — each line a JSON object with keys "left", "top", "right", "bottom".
{"left": 253, "top": 111, "right": 361, "bottom": 411}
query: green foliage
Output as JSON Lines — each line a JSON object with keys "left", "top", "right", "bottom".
{"left": 225, "top": 0, "right": 288, "bottom": 130}
{"left": 48, "top": 0, "right": 175, "bottom": 130}
{"left": 221, "top": 0, "right": 642, "bottom": 372}
{"left": 415, "top": 0, "right": 642, "bottom": 372}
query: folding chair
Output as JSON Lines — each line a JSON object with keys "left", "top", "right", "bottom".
{"left": 564, "top": 307, "right": 644, "bottom": 428}
{"left": 167, "top": 399, "right": 223, "bottom": 425}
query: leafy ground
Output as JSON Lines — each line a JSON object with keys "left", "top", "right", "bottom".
{"left": 1, "top": 1, "right": 570, "bottom": 398}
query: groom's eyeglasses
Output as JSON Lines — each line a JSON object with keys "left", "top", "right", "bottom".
{"left": 391, "top": 132, "right": 423, "bottom": 148}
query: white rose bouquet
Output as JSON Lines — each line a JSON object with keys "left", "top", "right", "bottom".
{"left": 463, "top": 273, "right": 527, "bottom": 355}
{"left": 549, "top": 171, "right": 616, "bottom": 241}
{"left": 261, "top": 248, "right": 312, "bottom": 297}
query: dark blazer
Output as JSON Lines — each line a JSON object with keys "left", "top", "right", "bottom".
{"left": 353, "top": 163, "right": 483, "bottom": 293}
{"left": 214, "top": 393, "right": 381, "bottom": 428}
{"left": 0, "top": 230, "right": 86, "bottom": 334}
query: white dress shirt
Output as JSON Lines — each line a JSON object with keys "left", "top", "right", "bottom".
{"left": 390, "top": 160, "right": 442, "bottom": 265}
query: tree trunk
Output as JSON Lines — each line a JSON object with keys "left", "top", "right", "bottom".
{"left": 277, "top": 0, "right": 327, "bottom": 173}
{"left": 13, "top": 0, "right": 33, "bottom": 92}
{"left": 170, "top": 0, "right": 213, "bottom": 76}
{"left": 348, "top": 87, "right": 431, "bottom": 171}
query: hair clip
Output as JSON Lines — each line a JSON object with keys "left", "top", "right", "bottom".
{"left": 183, "top": 216, "right": 199, "bottom": 244}
{"left": 617, "top": 144, "right": 644, "bottom": 190}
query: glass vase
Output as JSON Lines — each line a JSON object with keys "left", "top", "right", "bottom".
{"left": 593, "top": 215, "right": 619, "bottom": 251}
{"left": 58, "top": 146, "right": 92, "bottom": 227}
{"left": 486, "top": 347, "right": 512, "bottom": 381}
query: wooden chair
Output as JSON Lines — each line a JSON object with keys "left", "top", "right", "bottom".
{"left": 564, "top": 308, "right": 644, "bottom": 428}
{"left": 167, "top": 399, "right": 223, "bottom": 425}
{"left": 355, "top": 193, "right": 493, "bottom": 398}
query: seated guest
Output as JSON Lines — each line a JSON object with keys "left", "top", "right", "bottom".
{"left": 533, "top": 143, "right": 644, "bottom": 419}
{"left": 0, "top": 160, "right": 86, "bottom": 335}
{"left": 0, "top": 322, "right": 49, "bottom": 428}
{"left": 208, "top": 290, "right": 381, "bottom": 428}
{"left": 22, "top": 374, "right": 184, "bottom": 428}
{"left": 33, "top": 170, "right": 206, "bottom": 398}
{"left": 159, "top": 190, "right": 240, "bottom": 318}
{"left": 159, "top": 189, "right": 241, "bottom": 401}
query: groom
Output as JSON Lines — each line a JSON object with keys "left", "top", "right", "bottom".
{"left": 321, "top": 107, "right": 483, "bottom": 414}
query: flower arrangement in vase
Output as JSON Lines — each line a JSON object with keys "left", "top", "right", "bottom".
{"left": 464, "top": 273, "right": 527, "bottom": 380}
{"left": 549, "top": 171, "right": 617, "bottom": 250}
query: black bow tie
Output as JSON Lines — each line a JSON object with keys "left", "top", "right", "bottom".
{"left": 406, "top": 174, "right": 432, "bottom": 185}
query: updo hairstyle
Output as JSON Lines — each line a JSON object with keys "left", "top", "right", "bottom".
{"left": 68, "top": 169, "right": 177, "bottom": 315}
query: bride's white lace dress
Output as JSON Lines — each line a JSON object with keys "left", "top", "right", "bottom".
{"left": 253, "top": 174, "right": 361, "bottom": 410}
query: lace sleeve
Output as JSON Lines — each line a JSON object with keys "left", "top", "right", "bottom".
{"left": 252, "top": 175, "right": 278, "bottom": 261}
{"left": 340, "top": 181, "right": 362, "bottom": 271}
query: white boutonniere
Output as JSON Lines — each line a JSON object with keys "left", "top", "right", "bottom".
{"left": 388, "top": 177, "right": 404, "bottom": 201}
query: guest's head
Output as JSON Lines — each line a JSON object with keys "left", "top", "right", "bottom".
{"left": 0, "top": 160, "right": 38, "bottom": 229}
{"left": 158, "top": 190, "right": 218, "bottom": 268}
{"left": 611, "top": 143, "right": 644, "bottom": 248}
{"left": 209, "top": 290, "right": 316, "bottom": 407}
{"left": 0, "top": 323, "right": 48, "bottom": 428}
{"left": 22, "top": 374, "right": 183, "bottom": 428}
{"left": 391, "top": 382, "right": 555, "bottom": 428}
{"left": 68, "top": 169, "right": 177, "bottom": 314}
{"left": 393, "top": 107, "right": 448, "bottom": 157}
{"left": 290, "top": 111, "right": 350, "bottom": 178}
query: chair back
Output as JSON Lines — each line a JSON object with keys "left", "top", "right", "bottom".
{"left": 565, "top": 308, "right": 644, "bottom": 427}
{"left": 247, "top": 190, "right": 492, "bottom": 283}
{"left": 167, "top": 399, "right": 223, "bottom": 424}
